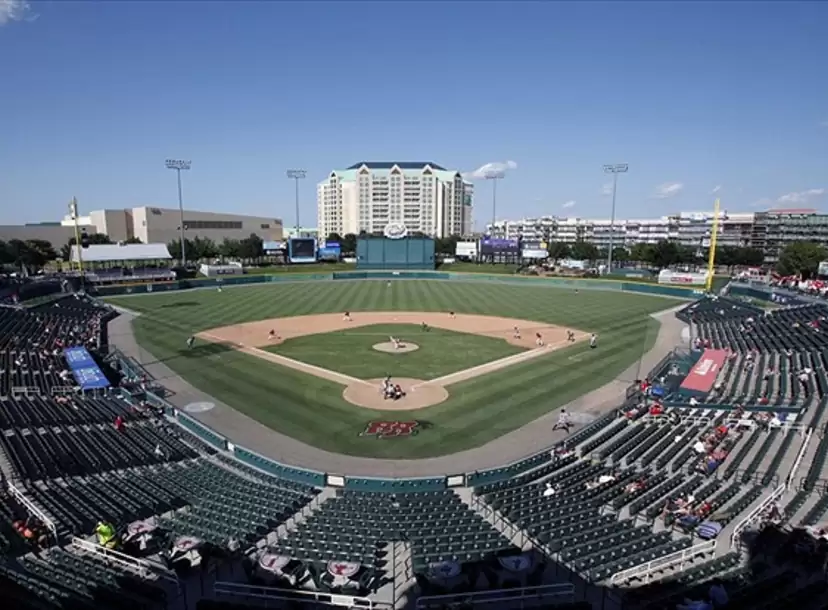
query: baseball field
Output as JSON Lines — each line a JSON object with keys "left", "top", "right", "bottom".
{"left": 106, "top": 279, "right": 675, "bottom": 458}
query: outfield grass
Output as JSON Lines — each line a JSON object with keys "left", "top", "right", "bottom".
{"left": 267, "top": 323, "right": 525, "bottom": 380}
{"left": 107, "top": 280, "right": 674, "bottom": 458}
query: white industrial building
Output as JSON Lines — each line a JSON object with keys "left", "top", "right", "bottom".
{"left": 316, "top": 162, "right": 472, "bottom": 238}
{"left": 0, "top": 207, "right": 284, "bottom": 249}
{"left": 487, "top": 209, "right": 819, "bottom": 262}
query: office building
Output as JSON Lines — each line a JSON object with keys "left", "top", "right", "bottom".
{"left": 486, "top": 208, "right": 828, "bottom": 263}
{"left": 316, "top": 162, "right": 469, "bottom": 239}
{"left": 0, "top": 207, "right": 283, "bottom": 250}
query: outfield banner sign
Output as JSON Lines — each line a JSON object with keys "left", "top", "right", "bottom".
{"left": 680, "top": 349, "right": 727, "bottom": 395}
{"left": 480, "top": 238, "right": 519, "bottom": 254}
{"left": 658, "top": 270, "right": 708, "bottom": 285}
{"left": 64, "top": 346, "right": 110, "bottom": 390}
{"left": 263, "top": 241, "right": 285, "bottom": 253}
{"left": 521, "top": 249, "right": 549, "bottom": 259}
{"left": 455, "top": 242, "right": 478, "bottom": 257}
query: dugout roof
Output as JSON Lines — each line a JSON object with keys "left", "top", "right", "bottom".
{"left": 71, "top": 243, "right": 172, "bottom": 263}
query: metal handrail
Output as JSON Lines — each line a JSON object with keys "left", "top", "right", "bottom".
{"left": 6, "top": 481, "right": 57, "bottom": 541}
{"left": 730, "top": 484, "right": 786, "bottom": 549}
{"left": 215, "top": 581, "right": 391, "bottom": 608}
{"left": 415, "top": 583, "right": 574, "bottom": 609}
{"left": 609, "top": 540, "right": 716, "bottom": 585}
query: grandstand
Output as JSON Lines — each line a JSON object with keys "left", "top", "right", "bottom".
{"left": 0, "top": 286, "right": 828, "bottom": 610}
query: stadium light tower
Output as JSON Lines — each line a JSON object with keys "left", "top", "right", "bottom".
{"left": 484, "top": 173, "right": 504, "bottom": 235}
{"left": 286, "top": 169, "right": 306, "bottom": 236}
{"left": 602, "top": 163, "right": 629, "bottom": 273}
{"left": 165, "top": 159, "right": 192, "bottom": 266}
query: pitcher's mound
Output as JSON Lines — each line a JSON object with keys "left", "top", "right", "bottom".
{"left": 343, "top": 378, "right": 448, "bottom": 410}
{"left": 373, "top": 342, "right": 419, "bottom": 354}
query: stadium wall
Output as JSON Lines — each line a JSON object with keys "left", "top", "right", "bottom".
{"left": 109, "top": 272, "right": 702, "bottom": 488}
{"left": 356, "top": 237, "right": 436, "bottom": 270}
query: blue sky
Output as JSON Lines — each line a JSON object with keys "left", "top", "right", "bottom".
{"left": 1, "top": 1, "right": 826, "bottom": 230}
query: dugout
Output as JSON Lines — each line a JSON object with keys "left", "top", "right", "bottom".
{"left": 356, "top": 237, "right": 435, "bottom": 270}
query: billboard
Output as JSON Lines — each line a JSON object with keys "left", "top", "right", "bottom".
{"left": 480, "top": 238, "right": 519, "bottom": 255}
{"left": 64, "top": 346, "right": 110, "bottom": 390}
{"left": 318, "top": 241, "right": 341, "bottom": 261}
{"left": 455, "top": 241, "right": 478, "bottom": 257}
{"left": 658, "top": 270, "right": 709, "bottom": 285}
{"left": 680, "top": 349, "right": 727, "bottom": 396}
{"left": 522, "top": 249, "right": 549, "bottom": 259}
{"left": 263, "top": 241, "right": 285, "bottom": 254}
{"left": 288, "top": 238, "right": 317, "bottom": 263}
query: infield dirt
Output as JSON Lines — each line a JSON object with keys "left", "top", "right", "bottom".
{"left": 197, "top": 312, "right": 588, "bottom": 410}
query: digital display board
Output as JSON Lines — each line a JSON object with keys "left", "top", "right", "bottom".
{"left": 288, "top": 238, "right": 317, "bottom": 263}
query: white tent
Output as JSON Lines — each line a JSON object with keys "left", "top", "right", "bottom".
{"left": 71, "top": 243, "right": 172, "bottom": 263}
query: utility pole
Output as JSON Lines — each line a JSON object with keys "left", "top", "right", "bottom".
{"left": 286, "top": 169, "right": 307, "bottom": 236}
{"left": 165, "top": 159, "right": 192, "bottom": 265}
{"left": 602, "top": 163, "right": 629, "bottom": 273}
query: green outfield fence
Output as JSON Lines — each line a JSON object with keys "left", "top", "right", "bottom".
{"left": 108, "top": 269, "right": 702, "bottom": 490}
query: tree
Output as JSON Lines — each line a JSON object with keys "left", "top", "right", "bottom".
{"left": 629, "top": 243, "right": 654, "bottom": 264}
{"left": 219, "top": 238, "right": 241, "bottom": 259}
{"left": 124, "top": 236, "right": 143, "bottom": 244}
{"left": 647, "top": 240, "right": 680, "bottom": 269}
{"left": 238, "top": 234, "right": 264, "bottom": 260}
{"left": 326, "top": 233, "right": 342, "bottom": 244}
{"left": 547, "top": 242, "right": 570, "bottom": 262}
{"left": 611, "top": 246, "right": 629, "bottom": 264}
{"left": 341, "top": 233, "right": 357, "bottom": 253}
{"left": 61, "top": 233, "right": 112, "bottom": 261}
{"left": 776, "top": 241, "right": 827, "bottom": 278}
{"left": 570, "top": 240, "right": 599, "bottom": 262}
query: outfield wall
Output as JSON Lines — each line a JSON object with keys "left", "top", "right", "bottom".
{"left": 94, "top": 269, "right": 705, "bottom": 299}
{"left": 110, "top": 271, "right": 702, "bottom": 490}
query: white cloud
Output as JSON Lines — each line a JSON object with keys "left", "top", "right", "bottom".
{"left": 710, "top": 185, "right": 722, "bottom": 194}
{"left": 776, "top": 188, "right": 826, "bottom": 204}
{"left": 600, "top": 183, "right": 613, "bottom": 196}
{"left": 561, "top": 200, "right": 576, "bottom": 209}
{"left": 463, "top": 160, "right": 517, "bottom": 180}
{"left": 652, "top": 182, "right": 684, "bottom": 199}
{"left": 0, "top": 0, "right": 34, "bottom": 25}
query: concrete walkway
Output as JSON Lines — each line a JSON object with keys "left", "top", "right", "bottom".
{"left": 107, "top": 304, "right": 688, "bottom": 478}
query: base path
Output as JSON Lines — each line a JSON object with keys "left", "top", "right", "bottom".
{"left": 109, "top": 305, "right": 687, "bottom": 477}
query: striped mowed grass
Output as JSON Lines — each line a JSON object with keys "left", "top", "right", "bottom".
{"left": 107, "top": 280, "right": 671, "bottom": 458}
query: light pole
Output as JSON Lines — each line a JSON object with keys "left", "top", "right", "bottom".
{"left": 286, "top": 169, "right": 306, "bottom": 237}
{"left": 165, "top": 159, "right": 192, "bottom": 266}
{"left": 485, "top": 174, "right": 503, "bottom": 235}
{"left": 602, "top": 163, "right": 628, "bottom": 273}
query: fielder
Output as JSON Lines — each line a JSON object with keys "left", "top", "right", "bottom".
{"left": 590, "top": 333, "right": 598, "bottom": 349}
{"left": 513, "top": 326, "right": 521, "bottom": 340}
{"left": 535, "top": 332, "right": 544, "bottom": 347}
{"left": 567, "top": 330, "right": 576, "bottom": 342}
{"left": 389, "top": 336, "right": 401, "bottom": 350}
{"left": 268, "top": 329, "right": 279, "bottom": 341}
{"left": 186, "top": 336, "right": 195, "bottom": 349}
{"left": 343, "top": 311, "right": 352, "bottom": 322}
{"left": 217, "top": 285, "right": 223, "bottom": 293}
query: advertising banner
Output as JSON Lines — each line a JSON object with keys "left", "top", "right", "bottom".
{"left": 455, "top": 241, "right": 478, "bottom": 257}
{"left": 317, "top": 247, "right": 341, "bottom": 261}
{"left": 658, "top": 270, "right": 709, "bottom": 285}
{"left": 480, "top": 238, "right": 519, "bottom": 255}
{"left": 263, "top": 241, "right": 285, "bottom": 253}
{"left": 63, "top": 346, "right": 110, "bottom": 390}
{"left": 680, "top": 349, "right": 727, "bottom": 395}
{"left": 288, "top": 238, "right": 318, "bottom": 263}
{"left": 521, "top": 249, "right": 549, "bottom": 259}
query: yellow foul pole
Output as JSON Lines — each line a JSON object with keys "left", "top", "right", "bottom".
{"left": 705, "top": 198, "right": 720, "bottom": 293}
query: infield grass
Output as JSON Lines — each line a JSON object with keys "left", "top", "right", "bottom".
{"left": 267, "top": 323, "right": 525, "bottom": 380}
{"left": 107, "top": 280, "right": 675, "bottom": 458}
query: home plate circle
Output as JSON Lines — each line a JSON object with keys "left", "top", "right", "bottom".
{"left": 183, "top": 402, "right": 216, "bottom": 413}
{"left": 373, "top": 342, "right": 419, "bottom": 354}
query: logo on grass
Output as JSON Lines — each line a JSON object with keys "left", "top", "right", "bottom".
{"left": 383, "top": 222, "right": 408, "bottom": 240}
{"left": 361, "top": 420, "right": 419, "bottom": 439}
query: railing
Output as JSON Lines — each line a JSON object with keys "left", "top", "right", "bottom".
{"left": 609, "top": 540, "right": 716, "bottom": 585}
{"left": 71, "top": 536, "right": 180, "bottom": 588}
{"left": 786, "top": 427, "right": 813, "bottom": 488}
{"left": 7, "top": 481, "right": 57, "bottom": 541}
{"left": 471, "top": 494, "right": 528, "bottom": 548}
{"left": 415, "top": 583, "right": 574, "bottom": 609}
{"left": 214, "top": 581, "right": 391, "bottom": 608}
{"left": 730, "top": 483, "right": 786, "bottom": 549}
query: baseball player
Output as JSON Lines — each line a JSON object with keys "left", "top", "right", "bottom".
{"left": 449, "top": 311, "right": 456, "bottom": 319}
{"left": 186, "top": 336, "right": 195, "bottom": 349}
{"left": 421, "top": 322, "right": 430, "bottom": 332}
{"left": 567, "top": 330, "right": 576, "bottom": 342}
{"left": 268, "top": 329, "right": 279, "bottom": 341}
{"left": 216, "top": 285, "right": 223, "bottom": 293}
{"left": 513, "top": 326, "right": 521, "bottom": 340}
{"left": 590, "top": 333, "right": 597, "bottom": 349}
{"left": 535, "top": 332, "right": 544, "bottom": 347}
{"left": 343, "top": 311, "right": 352, "bottom": 322}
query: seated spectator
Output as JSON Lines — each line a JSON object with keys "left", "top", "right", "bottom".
{"left": 542, "top": 482, "right": 560, "bottom": 498}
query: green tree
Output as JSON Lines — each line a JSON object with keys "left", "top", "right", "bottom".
{"left": 570, "top": 240, "right": 599, "bottom": 262}
{"left": 60, "top": 233, "right": 112, "bottom": 261}
{"left": 341, "top": 233, "right": 357, "bottom": 253}
{"left": 124, "top": 236, "right": 143, "bottom": 244}
{"left": 776, "top": 241, "right": 827, "bottom": 278}
{"left": 219, "top": 238, "right": 241, "bottom": 259}
{"left": 612, "top": 246, "right": 629, "bottom": 264}
{"left": 629, "top": 243, "right": 654, "bottom": 264}
{"left": 238, "top": 234, "right": 264, "bottom": 259}
{"left": 547, "top": 241, "right": 570, "bottom": 261}
{"left": 647, "top": 240, "right": 680, "bottom": 268}
{"left": 0, "top": 241, "right": 13, "bottom": 266}
{"left": 326, "top": 232, "right": 342, "bottom": 244}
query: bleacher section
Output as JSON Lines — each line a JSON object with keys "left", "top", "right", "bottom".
{"left": 0, "top": 291, "right": 828, "bottom": 609}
